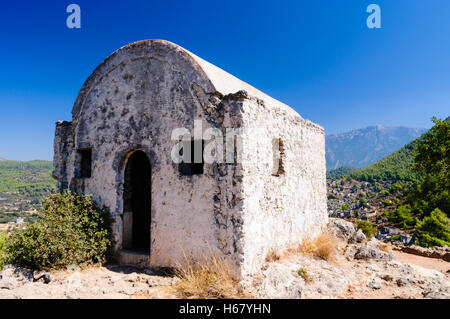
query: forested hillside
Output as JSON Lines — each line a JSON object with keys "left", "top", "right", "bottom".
{"left": 349, "top": 141, "right": 420, "bottom": 182}
{"left": 326, "top": 166, "right": 358, "bottom": 179}
{"left": 0, "top": 160, "right": 55, "bottom": 224}
{"left": 0, "top": 160, "right": 55, "bottom": 196}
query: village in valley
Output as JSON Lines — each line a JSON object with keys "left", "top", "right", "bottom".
{"left": 327, "top": 178, "right": 415, "bottom": 246}
{"left": 0, "top": 192, "right": 39, "bottom": 232}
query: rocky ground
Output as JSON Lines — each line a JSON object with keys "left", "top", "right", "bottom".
{"left": 251, "top": 219, "right": 449, "bottom": 299}
{"left": 0, "top": 218, "right": 449, "bottom": 299}
{"left": 0, "top": 265, "right": 179, "bottom": 299}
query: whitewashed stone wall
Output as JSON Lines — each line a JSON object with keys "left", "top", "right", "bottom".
{"left": 53, "top": 40, "right": 327, "bottom": 277}
{"left": 238, "top": 94, "right": 328, "bottom": 276}
{"left": 53, "top": 54, "right": 226, "bottom": 268}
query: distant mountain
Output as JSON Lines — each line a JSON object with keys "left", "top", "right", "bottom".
{"left": 326, "top": 125, "right": 427, "bottom": 170}
{"left": 0, "top": 158, "right": 6, "bottom": 161}
{"left": 349, "top": 140, "right": 419, "bottom": 182}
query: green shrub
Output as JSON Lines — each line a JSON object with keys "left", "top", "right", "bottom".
{"left": 5, "top": 192, "right": 112, "bottom": 270}
{"left": 0, "top": 231, "right": 7, "bottom": 270}
{"left": 382, "top": 199, "right": 393, "bottom": 206}
{"left": 359, "top": 198, "right": 367, "bottom": 208}
{"left": 341, "top": 204, "right": 349, "bottom": 211}
{"left": 297, "top": 268, "right": 310, "bottom": 283}
{"left": 356, "top": 220, "right": 376, "bottom": 238}
{"left": 380, "top": 190, "right": 390, "bottom": 197}
{"left": 415, "top": 208, "right": 450, "bottom": 247}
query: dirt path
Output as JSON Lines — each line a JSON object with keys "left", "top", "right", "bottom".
{"left": 394, "top": 251, "right": 450, "bottom": 274}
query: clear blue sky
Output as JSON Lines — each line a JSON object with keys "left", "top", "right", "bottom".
{"left": 1, "top": 0, "right": 449, "bottom": 161}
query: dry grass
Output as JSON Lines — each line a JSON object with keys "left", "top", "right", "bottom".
{"left": 379, "top": 242, "right": 393, "bottom": 252}
{"left": 265, "top": 249, "right": 282, "bottom": 262}
{"left": 300, "top": 231, "right": 337, "bottom": 261}
{"left": 171, "top": 256, "right": 246, "bottom": 299}
{"left": 263, "top": 231, "right": 339, "bottom": 263}
{"left": 265, "top": 246, "right": 302, "bottom": 262}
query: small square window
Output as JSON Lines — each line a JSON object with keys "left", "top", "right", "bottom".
{"left": 78, "top": 149, "right": 92, "bottom": 178}
{"left": 179, "top": 140, "right": 204, "bottom": 176}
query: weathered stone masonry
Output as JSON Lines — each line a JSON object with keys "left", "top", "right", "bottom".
{"left": 53, "top": 40, "right": 327, "bottom": 277}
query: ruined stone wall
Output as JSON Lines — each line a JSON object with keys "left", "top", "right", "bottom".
{"left": 239, "top": 94, "right": 328, "bottom": 276}
{"left": 181, "top": 87, "right": 249, "bottom": 276}
{"left": 53, "top": 121, "right": 74, "bottom": 191}
{"left": 53, "top": 40, "right": 328, "bottom": 277}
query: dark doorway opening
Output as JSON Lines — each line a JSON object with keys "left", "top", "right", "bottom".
{"left": 123, "top": 151, "right": 151, "bottom": 252}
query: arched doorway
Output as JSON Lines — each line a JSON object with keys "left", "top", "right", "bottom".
{"left": 123, "top": 150, "right": 151, "bottom": 252}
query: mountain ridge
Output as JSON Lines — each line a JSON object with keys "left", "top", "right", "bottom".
{"left": 326, "top": 125, "right": 427, "bottom": 170}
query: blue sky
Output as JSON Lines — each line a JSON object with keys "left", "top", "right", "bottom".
{"left": 0, "top": 0, "right": 449, "bottom": 161}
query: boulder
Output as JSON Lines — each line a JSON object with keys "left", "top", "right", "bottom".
{"left": 367, "top": 278, "right": 382, "bottom": 290}
{"left": 257, "top": 263, "right": 304, "bottom": 299}
{"left": 33, "top": 271, "right": 52, "bottom": 284}
{"left": 380, "top": 226, "right": 400, "bottom": 236}
{"left": 296, "top": 259, "right": 350, "bottom": 299}
{"left": 350, "top": 229, "right": 367, "bottom": 243}
{"left": 375, "top": 233, "right": 390, "bottom": 241}
{"left": 0, "top": 265, "right": 33, "bottom": 290}
{"left": 354, "top": 239, "right": 394, "bottom": 261}
{"left": 399, "top": 234, "right": 414, "bottom": 246}
{"left": 422, "top": 287, "right": 450, "bottom": 299}
{"left": 396, "top": 278, "right": 409, "bottom": 287}
{"left": 328, "top": 218, "right": 357, "bottom": 241}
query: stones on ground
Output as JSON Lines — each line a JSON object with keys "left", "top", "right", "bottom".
{"left": 366, "top": 264, "right": 381, "bottom": 275}
{"left": 396, "top": 278, "right": 409, "bottom": 287}
{"left": 257, "top": 258, "right": 350, "bottom": 299}
{"left": 350, "top": 229, "right": 367, "bottom": 243}
{"left": 397, "top": 244, "right": 450, "bottom": 261}
{"left": 399, "top": 234, "right": 414, "bottom": 246}
{"left": 380, "top": 226, "right": 400, "bottom": 236}
{"left": 354, "top": 239, "right": 394, "bottom": 261}
{"left": 257, "top": 262, "right": 304, "bottom": 299}
{"left": 328, "top": 218, "right": 357, "bottom": 240}
{"left": 367, "top": 278, "right": 382, "bottom": 290}
{"left": 300, "top": 262, "right": 349, "bottom": 299}
{"left": 0, "top": 265, "right": 179, "bottom": 299}
{"left": 144, "top": 269, "right": 153, "bottom": 275}
{"left": 33, "top": 270, "right": 52, "bottom": 284}
{"left": 0, "top": 265, "right": 33, "bottom": 290}
{"left": 422, "top": 286, "right": 450, "bottom": 299}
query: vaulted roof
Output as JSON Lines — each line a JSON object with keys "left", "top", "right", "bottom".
{"left": 72, "top": 39, "right": 302, "bottom": 120}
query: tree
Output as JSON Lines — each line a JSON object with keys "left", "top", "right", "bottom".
{"left": 415, "top": 208, "right": 450, "bottom": 247}
{"left": 414, "top": 117, "right": 450, "bottom": 192}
